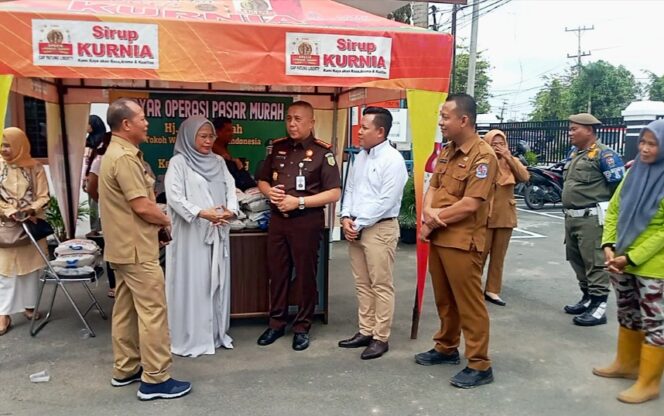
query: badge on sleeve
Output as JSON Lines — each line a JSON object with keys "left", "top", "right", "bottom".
{"left": 475, "top": 163, "right": 489, "bottom": 179}
{"left": 325, "top": 152, "right": 335, "bottom": 166}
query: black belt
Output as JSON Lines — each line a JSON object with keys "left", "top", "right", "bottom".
{"left": 271, "top": 207, "right": 323, "bottom": 219}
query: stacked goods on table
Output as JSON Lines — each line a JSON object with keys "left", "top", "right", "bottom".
{"left": 51, "top": 239, "right": 102, "bottom": 277}
{"left": 231, "top": 187, "right": 271, "bottom": 231}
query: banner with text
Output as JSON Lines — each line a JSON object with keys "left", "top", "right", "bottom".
{"left": 32, "top": 19, "right": 159, "bottom": 68}
{"left": 110, "top": 91, "right": 292, "bottom": 180}
{"left": 286, "top": 32, "right": 392, "bottom": 79}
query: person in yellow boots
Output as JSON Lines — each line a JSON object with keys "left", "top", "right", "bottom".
{"left": 594, "top": 118, "right": 664, "bottom": 404}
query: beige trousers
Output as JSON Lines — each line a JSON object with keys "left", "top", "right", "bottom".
{"left": 110, "top": 259, "right": 172, "bottom": 384}
{"left": 348, "top": 219, "right": 399, "bottom": 342}
{"left": 481, "top": 228, "right": 513, "bottom": 294}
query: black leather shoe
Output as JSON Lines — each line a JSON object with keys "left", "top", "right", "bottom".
{"left": 414, "top": 349, "right": 460, "bottom": 366}
{"left": 257, "top": 328, "right": 285, "bottom": 346}
{"left": 292, "top": 332, "right": 310, "bottom": 351}
{"left": 339, "top": 333, "right": 373, "bottom": 348}
{"left": 450, "top": 367, "right": 494, "bottom": 389}
{"left": 573, "top": 297, "right": 608, "bottom": 326}
{"left": 361, "top": 340, "right": 389, "bottom": 360}
{"left": 484, "top": 292, "right": 506, "bottom": 306}
{"left": 564, "top": 290, "right": 590, "bottom": 315}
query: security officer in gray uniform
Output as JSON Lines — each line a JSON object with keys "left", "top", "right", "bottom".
{"left": 562, "top": 113, "right": 625, "bottom": 326}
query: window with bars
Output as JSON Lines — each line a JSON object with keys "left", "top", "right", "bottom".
{"left": 23, "top": 97, "right": 48, "bottom": 158}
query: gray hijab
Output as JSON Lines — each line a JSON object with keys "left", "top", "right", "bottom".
{"left": 616, "top": 119, "right": 664, "bottom": 253}
{"left": 173, "top": 116, "right": 227, "bottom": 208}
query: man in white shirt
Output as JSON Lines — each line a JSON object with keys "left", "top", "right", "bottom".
{"left": 339, "top": 106, "right": 409, "bottom": 360}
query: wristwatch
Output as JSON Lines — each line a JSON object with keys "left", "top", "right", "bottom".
{"left": 298, "top": 197, "right": 306, "bottom": 210}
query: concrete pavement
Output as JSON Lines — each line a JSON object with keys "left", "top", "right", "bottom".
{"left": 0, "top": 206, "right": 661, "bottom": 415}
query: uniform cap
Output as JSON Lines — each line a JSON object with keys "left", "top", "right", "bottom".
{"left": 568, "top": 113, "right": 602, "bottom": 126}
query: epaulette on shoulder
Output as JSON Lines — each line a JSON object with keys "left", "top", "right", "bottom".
{"left": 271, "top": 137, "right": 288, "bottom": 145}
{"left": 314, "top": 139, "right": 332, "bottom": 149}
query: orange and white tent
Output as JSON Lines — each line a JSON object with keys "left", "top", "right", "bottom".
{"left": 0, "top": 1, "right": 452, "bottom": 337}
{"left": 0, "top": 0, "right": 452, "bottom": 91}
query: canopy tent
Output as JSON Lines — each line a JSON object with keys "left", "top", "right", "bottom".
{"left": 0, "top": 0, "right": 453, "bottom": 338}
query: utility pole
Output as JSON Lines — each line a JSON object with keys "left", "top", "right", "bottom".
{"left": 466, "top": 0, "right": 480, "bottom": 96}
{"left": 565, "top": 25, "right": 593, "bottom": 72}
{"left": 499, "top": 100, "right": 507, "bottom": 121}
{"left": 450, "top": 4, "right": 459, "bottom": 92}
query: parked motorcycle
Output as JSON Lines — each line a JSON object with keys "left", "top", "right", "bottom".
{"left": 523, "top": 161, "right": 565, "bottom": 210}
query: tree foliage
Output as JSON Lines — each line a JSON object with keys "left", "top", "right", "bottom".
{"left": 645, "top": 71, "right": 664, "bottom": 101}
{"left": 452, "top": 47, "right": 493, "bottom": 113}
{"left": 530, "top": 75, "right": 571, "bottom": 121}
{"left": 530, "top": 60, "right": 639, "bottom": 120}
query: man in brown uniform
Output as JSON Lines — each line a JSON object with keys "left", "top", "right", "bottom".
{"left": 415, "top": 93, "right": 498, "bottom": 389}
{"left": 255, "top": 101, "right": 341, "bottom": 351}
{"left": 99, "top": 98, "right": 191, "bottom": 401}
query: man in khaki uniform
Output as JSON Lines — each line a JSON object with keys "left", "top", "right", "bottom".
{"left": 416, "top": 93, "right": 498, "bottom": 389}
{"left": 562, "top": 113, "right": 624, "bottom": 326}
{"left": 99, "top": 98, "right": 191, "bottom": 401}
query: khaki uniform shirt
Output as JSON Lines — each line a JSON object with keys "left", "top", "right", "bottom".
{"left": 99, "top": 136, "right": 159, "bottom": 264}
{"left": 256, "top": 135, "right": 341, "bottom": 216}
{"left": 562, "top": 142, "right": 625, "bottom": 209}
{"left": 429, "top": 135, "right": 498, "bottom": 252}
{"left": 488, "top": 157, "right": 530, "bottom": 229}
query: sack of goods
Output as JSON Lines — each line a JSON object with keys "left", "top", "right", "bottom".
{"left": 235, "top": 187, "right": 271, "bottom": 230}
{"left": 51, "top": 239, "right": 102, "bottom": 277}
{"left": 229, "top": 219, "right": 246, "bottom": 231}
{"left": 54, "top": 239, "right": 101, "bottom": 257}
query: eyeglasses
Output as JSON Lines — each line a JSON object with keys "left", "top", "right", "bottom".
{"left": 197, "top": 134, "right": 217, "bottom": 142}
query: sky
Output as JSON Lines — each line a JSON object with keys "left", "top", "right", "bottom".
{"left": 433, "top": 0, "right": 664, "bottom": 120}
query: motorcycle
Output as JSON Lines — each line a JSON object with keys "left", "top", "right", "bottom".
{"left": 523, "top": 161, "right": 565, "bottom": 210}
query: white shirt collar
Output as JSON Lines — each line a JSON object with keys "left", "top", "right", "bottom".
{"left": 364, "top": 140, "right": 390, "bottom": 158}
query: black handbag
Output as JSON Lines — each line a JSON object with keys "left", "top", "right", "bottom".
{"left": 24, "top": 218, "right": 54, "bottom": 241}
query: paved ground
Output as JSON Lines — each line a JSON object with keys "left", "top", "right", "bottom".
{"left": 0, "top": 204, "right": 661, "bottom": 416}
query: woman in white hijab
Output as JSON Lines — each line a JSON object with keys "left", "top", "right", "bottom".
{"left": 165, "top": 116, "right": 237, "bottom": 357}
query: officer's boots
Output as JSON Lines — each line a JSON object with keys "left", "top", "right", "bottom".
{"left": 564, "top": 288, "right": 590, "bottom": 315}
{"left": 573, "top": 295, "right": 608, "bottom": 326}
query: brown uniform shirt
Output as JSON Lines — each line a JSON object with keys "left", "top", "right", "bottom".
{"left": 99, "top": 136, "right": 159, "bottom": 264}
{"left": 257, "top": 135, "right": 341, "bottom": 215}
{"left": 429, "top": 135, "right": 498, "bottom": 252}
{"left": 488, "top": 156, "right": 530, "bottom": 229}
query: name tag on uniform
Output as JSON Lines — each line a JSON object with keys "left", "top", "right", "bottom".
{"left": 296, "top": 175, "right": 306, "bottom": 191}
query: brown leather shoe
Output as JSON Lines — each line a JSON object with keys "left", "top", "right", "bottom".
{"left": 338, "top": 332, "right": 373, "bottom": 348}
{"left": 361, "top": 340, "right": 389, "bottom": 360}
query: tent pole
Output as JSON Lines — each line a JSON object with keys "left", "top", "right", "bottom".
{"left": 55, "top": 78, "right": 75, "bottom": 239}
{"left": 328, "top": 88, "right": 341, "bottom": 231}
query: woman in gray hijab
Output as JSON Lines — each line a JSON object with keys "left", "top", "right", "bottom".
{"left": 164, "top": 115, "right": 237, "bottom": 357}
{"left": 594, "top": 119, "right": 664, "bottom": 404}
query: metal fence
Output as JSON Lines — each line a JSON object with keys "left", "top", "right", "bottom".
{"left": 485, "top": 117, "right": 626, "bottom": 165}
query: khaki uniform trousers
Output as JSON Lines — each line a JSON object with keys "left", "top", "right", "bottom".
{"left": 110, "top": 259, "right": 172, "bottom": 384}
{"left": 481, "top": 228, "right": 513, "bottom": 294}
{"left": 348, "top": 219, "right": 399, "bottom": 342}
{"left": 564, "top": 215, "right": 610, "bottom": 296}
{"left": 430, "top": 245, "right": 491, "bottom": 371}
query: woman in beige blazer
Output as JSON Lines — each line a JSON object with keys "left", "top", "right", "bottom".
{"left": 0, "top": 128, "right": 49, "bottom": 335}
{"left": 482, "top": 130, "right": 530, "bottom": 306}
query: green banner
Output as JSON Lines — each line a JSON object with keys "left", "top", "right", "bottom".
{"left": 128, "top": 92, "right": 292, "bottom": 180}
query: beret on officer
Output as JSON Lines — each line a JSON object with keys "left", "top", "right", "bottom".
{"left": 569, "top": 113, "right": 602, "bottom": 126}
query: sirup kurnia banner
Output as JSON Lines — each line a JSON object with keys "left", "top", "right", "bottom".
{"left": 32, "top": 19, "right": 159, "bottom": 69}
{"left": 286, "top": 33, "right": 392, "bottom": 79}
